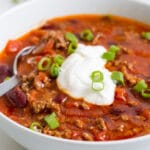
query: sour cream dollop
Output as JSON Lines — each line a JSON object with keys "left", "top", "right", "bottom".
{"left": 57, "top": 44, "right": 116, "bottom": 105}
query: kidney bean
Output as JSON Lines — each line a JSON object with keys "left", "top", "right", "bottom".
{"left": 53, "top": 94, "right": 67, "bottom": 104}
{"left": 6, "top": 87, "right": 27, "bottom": 108}
{"left": 5, "top": 40, "right": 23, "bottom": 53}
{"left": 0, "top": 64, "right": 12, "bottom": 83}
{"left": 68, "top": 19, "right": 79, "bottom": 24}
{"left": 110, "top": 108, "right": 123, "bottom": 116}
{"left": 110, "top": 104, "right": 131, "bottom": 116}
{"left": 41, "top": 24, "right": 59, "bottom": 30}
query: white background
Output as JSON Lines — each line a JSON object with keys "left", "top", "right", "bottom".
{"left": 0, "top": 0, "right": 149, "bottom": 150}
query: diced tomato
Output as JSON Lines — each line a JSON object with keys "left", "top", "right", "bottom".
{"left": 5, "top": 40, "right": 23, "bottom": 53}
{"left": 115, "top": 87, "right": 127, "bottom": 102}
{"left": 43, "top": 39, "right": 55, "bottom": 55}
{"left": 95, "top": 131, "right": 109, "bottom": 141}
{"left": 27, "top": 90, "right": 39, "bottom": 103}
{"left": 143, "top": 109, "right": 150, "bottom": 118}
{"left": 35, "top": 56, "right": 42, "bottom": 61}
{"left": 65, "top": 100, "right": 76, "bottom": 108}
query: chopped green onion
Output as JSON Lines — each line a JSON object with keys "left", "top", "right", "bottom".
{"left": 38, "top": 57, "right": 51, "bottom": 71}
{"left": 90, "top": 70, "right": 104, "bottom": 82}
{"left": 30, "top": 122, "right": 42, "bottom": 132}
{"left": 90, "top": 71, "right": 104, "bottom": 91}
{"left": 54, "top": 55, "right": 65, "bottom": 66}
{"left": 4, "top": 76, "right": 10, "bottom": 81}
{"left": 133, "top": 80, "right": 147, "bottom": 93}
{"left": 141, "top": 32, "right": 150, "bottom": 40}
{"left": 65, "top": 32, "right": 78, "bottom": 44}
{"left": 44, "top": 112, "right": 59, "bottom": 130}
{"left": 133, "top": 80, "right": 150, "bottom": 99}
{"left": 12, "top": 0, "right": 20, "bottom": 3}
{"left": 80, "top": 29, "right": 94, "bottom": 41}
{"left": 109, "top": 45, "right": 120, "bottom": 53}
{"left": 102, "top": 45, "right": 120, "bottom": 61}
{"left": 111, "top": 71, "right": 124, "bottom": 85}
{"left": 67, "top": 42, "right": 78, "bottom": 54}
{"left": 141, "top": 89, "right": 150, "bottom": 98}
{"left": 50, "top": 63, "right": 60, "bottom": 78}
{"left": 65, "top": 32, "right": 78, "bottom": 54}
{"left": 92, "top": 82, "right": 104, "bottom": 91}
{"left": 102, "top": 51, "right": 116, "bottom": 61}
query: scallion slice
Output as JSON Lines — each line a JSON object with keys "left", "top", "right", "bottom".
{"left": 133, "top": 80, "right": 147, "bottom": 93}
{"left": 102, "top": 51, "right": 116, "bottom": 61}
{"left": 54, "top": 55, "right": 65, "bottom": 66}
{"left": 111, "top": 71, "right": 124, "bottom": 85}
{"left": 109, "top": 45, "right": 120, "bottom": 53}
{"left": 92, "top": 82, "right": 104, "bottom": 91}
{"left": 141, "top": 89, "right": 150, "bottom": 98}
{"left": 141, "top": 32, "right": 150, "bottom": 40}
{"left": 30, "top": 122, "right": 42, "bottom": 132}
{"left": 12, "top": 0, "right": 20, "bottom": 3}
{"left": 90, "top": 70, "right": 104, "bottom": 82}
{"left": 4, "top": 76, "right": 10, "bottom": 81}
{"left": 65, "top": 32, "right": 78, "bottom": 44}
{"left": 50, "top": 63, "right": 60, "bottom": 78}
{"left": 67, "top": 42, "right": 78, "bottom": 54}
{"left": 102, "top": 45, "right": 120, "bottom": 61}
{"left": 44, "top": 112, "right": 60, "bottom": 130}
{"left": 80, "top": 29, "right": 94, "bottom": 41}
{"left": 38, "top": 57, "right": 51, "bottom": 71}
{"left": 65, "top": 32, "right": 78, "bottom": 55}
{"left": 90, "top": 70, "right": 104, "bottom": 91}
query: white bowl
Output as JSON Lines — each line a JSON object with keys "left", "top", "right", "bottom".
{"left": 0, "top": 0, "right": 149, "bottom": 149}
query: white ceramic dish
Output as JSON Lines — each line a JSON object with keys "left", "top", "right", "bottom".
{"left": 0, "top": 0, "right": 149, "bottom": 149}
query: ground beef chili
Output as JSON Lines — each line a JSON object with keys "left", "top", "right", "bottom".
{"left": 0, "top": 15, "right": 150, "bottom": 141}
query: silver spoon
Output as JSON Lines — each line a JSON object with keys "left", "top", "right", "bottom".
{"left": 0, "top": 46, "right": 35, "bottom": 96}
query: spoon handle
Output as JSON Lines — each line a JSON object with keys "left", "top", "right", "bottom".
{"left": 0, "top": 76, "right": 19, "bottom": 96}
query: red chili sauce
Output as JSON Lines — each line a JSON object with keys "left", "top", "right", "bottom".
{"left": 0, "top": 15, "right": 150, "bottom": 141}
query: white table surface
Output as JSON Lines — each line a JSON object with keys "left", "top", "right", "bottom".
{"left": 0, "top": 0, "right": 149, "bottom": 150}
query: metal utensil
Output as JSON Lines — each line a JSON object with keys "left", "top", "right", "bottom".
{"left": 0, "top": 46, "right": 35, "bottom": 96}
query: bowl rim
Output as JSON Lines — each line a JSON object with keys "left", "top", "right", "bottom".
{"left": 1, "top": 112, "right": 150, "bottom": 145}
{"left": 0, "top": 0, "right": 150, "bottom": 145}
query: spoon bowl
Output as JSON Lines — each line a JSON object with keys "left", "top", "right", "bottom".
{"left": 0, "top": 46, "right": 35, "bottom": 96}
